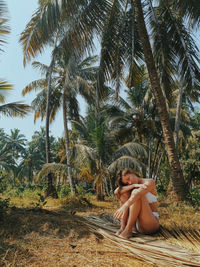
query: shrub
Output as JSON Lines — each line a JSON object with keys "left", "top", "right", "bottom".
{"left": 58, "top": 184, "right": 71, "bottom": 198}
{"left": 60, "top": 195, "right": 92, "bottom": 211}
{"left": 187, "top": 188, "right": 200, "bottom": 206}
{"left": 76, "top": 185, "right": 86, "bottom": 196}
{"left": 3, "top": 185, "right": 44, "bottom": 199}
{"left": 156, "top": 184, "right": 167, "bottom": 196}
{"left": 0, "top": 197, "right": 10, "bottom": 217}
{"left": 31, "top": 193, "right": 47, "bottom": 209}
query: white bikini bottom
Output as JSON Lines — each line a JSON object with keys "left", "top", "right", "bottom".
{"left": 135, "top": 212, "right": 159, "bottom": 233}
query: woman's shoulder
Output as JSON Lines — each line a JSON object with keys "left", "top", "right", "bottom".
{"left": 138, "top": 177, "right": 155, "bottom": 184}
{"left": 138, "top": 178, "right": 157, "bottom": 193}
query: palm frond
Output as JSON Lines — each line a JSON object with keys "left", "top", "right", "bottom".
{"left": 0, "top": 0, "right": 10, "bottom": 50}
{"left": 114, "top": 142, "right": 148, "bottom": 159}
{"left": 108, "top": 155, "right": 145, "bottom": 174}
{"left": 71, "top": 120, "right": 89, "bottom": 141}
{"left": 174, "top": 0, "right": 200, "bottom": 27}
{"left": 0, "top": 79, "right": 12, "bottom": 91}
{"left": 154, "top": 1, "right": 200, "bottom": 97}
{"left": 0, "top": 80, "right": 12, "bottom": 103}
{"left": 20, "top": 0, "right": 111, "bottom": 65}
{"left": 36, "top": 163, "right": 69, "bottom": 182}
{"left": 0, "top": 102, "right": 32, "bottom": 117}
{"left": 83, "top": 215, "right": 200, "bottom": 267}
{"left": 22, "top": 78, "right": 47, "bottom": 96}
{"left": 32, "top": 61, "right": 50, "bottom": 75}
{"left": 71, "top": 144, "right": 96, "bottom": 166}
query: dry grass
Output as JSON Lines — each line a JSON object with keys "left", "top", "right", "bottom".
{"left": 0, "top": 195, "right": 199, "bottom": 267}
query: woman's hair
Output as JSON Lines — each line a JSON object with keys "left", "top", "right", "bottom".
{"left": 115, "top": 168, "right": 140, "bottom": 198}
{"left": 116, "top": 168, "right": 140, "bottom": 185}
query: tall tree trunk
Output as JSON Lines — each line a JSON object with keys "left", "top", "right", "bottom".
{"left": 174, "top": 84, "right": 183, "bottom": 154}
{"left": 132, "top": 0, "right": 187, "bottom": 200}
{"left": 45, "top": 62, "right": 57, "bottom": 198}
{"left": 62, "top": 90, "right": 77, "bottom": 195}
{"left": 147, "top": 140, "right": 152, "bottom": 178}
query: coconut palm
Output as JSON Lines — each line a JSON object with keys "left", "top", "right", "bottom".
{"left": 22, "top": 54, "right": 98, "bottom": 194}
{"left": 0, "top": 129, "right": 14, "bottom": 173}
{"left": 148, "top": 0, "right": 200, "bottom": 157}
{"left": 70, "top": 107, "right": 115, "bottom": 199}
{"left": 6, "top": 129, "right": 27, "bottom": 159}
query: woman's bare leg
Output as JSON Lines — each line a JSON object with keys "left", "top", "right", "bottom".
{"left": 137, "top": 196, "right": 159, "bottom": 234}
{"left": 119, "top": 199, "right": 141, "bottom": 239}
{"left": 119, "top": 196, "right": 159, "bottom": 239}
{"left": 116, "top": 208, "right": 129, "bottom": 236}
{"left": 115, "top": 192, "right": 130, "bottom": 236}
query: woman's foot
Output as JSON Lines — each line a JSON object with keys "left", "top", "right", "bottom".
{"left": 119, "top": 226, "right": 137, "bottom": 239}
{"left": 119, "top": 229, "right": 132, "bottom": 239}
{"left": 115, "top": 228, "right": 124, "bottom": 236}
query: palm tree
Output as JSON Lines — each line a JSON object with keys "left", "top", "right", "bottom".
{"left": 105, "top": 69, "right": 162, "bottom": 178}
{"left": 0, "top": 129, "right": 14, "bottom": 174}
{"left": 130, "top": 0, "right": 188, "bottom": 199}
{"left": 71, "top": 107, "right": 115, "bottom": 200}
{"left": 7, "top": 129, "right": 27, "bottom": 158}
{"left": 22, "top": 54, "right": 98, "bottom": 194}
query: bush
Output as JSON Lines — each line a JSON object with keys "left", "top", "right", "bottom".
{"left": 30, "top": 193, "right": 47, "bottom": 209}
{"left": 0, "top": 197, "right": 10, "bottom": 216}
{"left": 21, "top": 188, "right": 42, "bottom": 199}
{"left": 3, "top": 185, "right": 45, "bottom": 199}
{"left": 58, "top": 184, "right": 71, "bottom": 198}
{"left": 0, "top": 179, "right": 8, "bottom": 193}
{"left": 60, "top": 195, "right": 92, "bottom": 211}
{"left": 156, "top": 184, "right": 167, "bottom": 196}
{"left": 76, "top": 185, "right": 86, "bottom": 196}
{"left": 4, "top": 187, "right": 22, "bottom": 197}
{"left": 187, "top": 188, "right": 200, "bottom": 206}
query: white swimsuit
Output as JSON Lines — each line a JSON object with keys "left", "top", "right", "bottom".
{"left": 135, "top": 192, "right": 159, "bottom": 232}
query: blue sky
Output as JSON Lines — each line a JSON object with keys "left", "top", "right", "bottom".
{"left": 0, "top": 0, "right": 86, "bottom": 140}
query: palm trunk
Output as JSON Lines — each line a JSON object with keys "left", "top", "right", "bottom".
{"left": 132, "top": 0, "right": 187, "bottom": 200}
{"left": 45, "top": 62, "right": 57, "bottom": 198}
{"left": 62, "top": 90, "right": 77, "bottom": 195}
{"left": 151, "top": 138, "right": 161, "bottom": 178}
{"left": 147, "top": 140, "right": 152, "bottom": 178}
{"left": 174, "top": 84, "right": 183, "bottom": 154}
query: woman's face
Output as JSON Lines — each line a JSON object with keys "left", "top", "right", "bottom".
{"left": 122, "top": 173, "right": 138, "bottom": 185}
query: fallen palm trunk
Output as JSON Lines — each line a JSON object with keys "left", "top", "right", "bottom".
{"left": 82, "top": 214, "right": 200, "bottom": 267}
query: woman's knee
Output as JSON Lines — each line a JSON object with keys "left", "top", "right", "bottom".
{"left": 120, "top": 192, "right": 131, "bottom": 203}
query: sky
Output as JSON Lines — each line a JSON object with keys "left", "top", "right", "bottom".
{"left": 0, "top": 0, "right": 86, "bottom": 141}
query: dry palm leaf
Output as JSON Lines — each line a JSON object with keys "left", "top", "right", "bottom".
{"left": 82, "top": 213, "right": 200, "bottom": 267}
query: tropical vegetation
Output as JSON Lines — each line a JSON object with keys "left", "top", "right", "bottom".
{"left": 0, "top": 0, "right": 200, "bottom": 203}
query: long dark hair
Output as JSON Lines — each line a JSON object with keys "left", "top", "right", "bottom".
{"left": 116, "top": 169, "right": 127, "bottom": 187}
{"left": 115, "top": 168, "right": 140, "bottom": 197}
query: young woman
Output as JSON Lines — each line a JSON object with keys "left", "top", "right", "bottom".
{"left": 114, "top": 168, "right": 159, "bottom": 239}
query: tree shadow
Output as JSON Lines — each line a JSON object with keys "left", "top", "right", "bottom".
{"left": 0, "top": 206, "right": 95, "bottom": 259}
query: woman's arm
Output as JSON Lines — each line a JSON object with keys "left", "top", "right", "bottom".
{"left": 114, "top": 184, "right": 139, "bottom": 196}
{"left": 125, "top": 179, "right": 155, "bottom": 206}
{"left": 114, "top": 179, "right": 155, "bottom": 219}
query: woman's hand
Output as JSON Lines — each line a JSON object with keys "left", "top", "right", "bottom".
{"left": 114, "top": 203, "right": 129, "bottom": 219}
{"left": 132, "top": 183, "right": 148, "bottom": 190}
